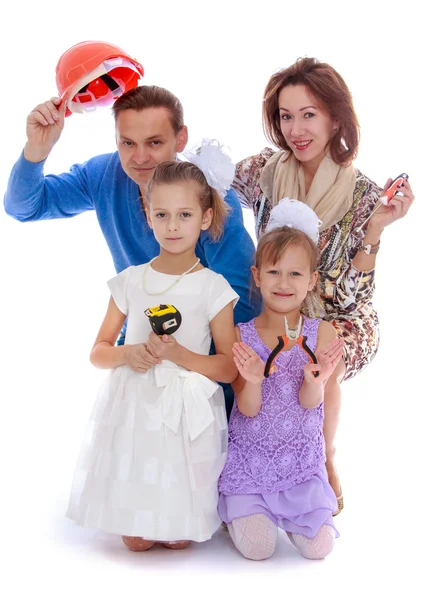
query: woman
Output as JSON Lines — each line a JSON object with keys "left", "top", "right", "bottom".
{"left": 233, "top": 57, "right": 414, "bottom": 514}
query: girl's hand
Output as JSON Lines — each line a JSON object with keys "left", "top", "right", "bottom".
{"left": 368, "top": 178, "right": 414, "bottom": 232}
{"left": 232, "top": 341, "right": 268, "bottom": 384}
{"left": 304, "top": 338, "right": 344, "bottom": 385}
{"left": 125, "top": 343, "right": 161, "bottom": 373}
{"left": 147, "top": 330, "right": 180, "bottom": 362}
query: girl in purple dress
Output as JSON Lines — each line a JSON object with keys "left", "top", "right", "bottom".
{"left": 218, "top": 199, "right": 344, "bottom": 561}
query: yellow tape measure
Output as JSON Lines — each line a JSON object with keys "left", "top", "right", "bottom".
{"left": 144, "top": 304, "right": 182, "bottom": 335}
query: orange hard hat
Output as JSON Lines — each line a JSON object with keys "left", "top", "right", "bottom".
{"left": 56, "top": 40, "right": 144, "bottom": 117}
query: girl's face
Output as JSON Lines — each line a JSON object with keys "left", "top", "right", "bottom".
{"left": 252, "top": 244, "right": 318, "bottom": 313}
{"left": 147, "top": 181, "right": 212, "bottom": 254}
{"left": 278, "top": 84, "right": 337, "bottom": 172}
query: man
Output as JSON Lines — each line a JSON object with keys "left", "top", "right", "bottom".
{"left": 4, "top": 85, "right": 260, "bottom": 414}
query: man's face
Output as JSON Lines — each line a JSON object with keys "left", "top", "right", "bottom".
{"left": 116, "top": 107, "right": 188, "bottom": 190}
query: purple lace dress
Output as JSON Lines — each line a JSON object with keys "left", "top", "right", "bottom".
{"left": 218, "top": 318, "right": 338, "bottom": 538}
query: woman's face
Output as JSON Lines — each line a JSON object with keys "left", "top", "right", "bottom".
{"left": 278, "top": 84, "right": 337, "bottom": 171}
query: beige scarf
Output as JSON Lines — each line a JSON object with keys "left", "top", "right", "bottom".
{"left": 259, "top": 150, "right": 356, "bottom": 232}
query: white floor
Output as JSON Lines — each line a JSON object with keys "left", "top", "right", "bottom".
{"left": 3, "top": 496, "right": 423, "bottom": 599}
{"left": 2, "top": 357, "right": 423, "bottom": 599}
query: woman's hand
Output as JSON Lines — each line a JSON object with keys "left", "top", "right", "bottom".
{"left": 368, "top": 178, "right": 415, "bottom": 232}
{"left": 146, "top": 330, "right": 181, "bottom": 362}
{"left": 232, "top": 341, "right": 268, "bottom": 384}
{"left": 303, "top": 338, "right": 344, "bottom": 385}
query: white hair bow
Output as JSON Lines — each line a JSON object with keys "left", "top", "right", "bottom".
{"left": 265, "top": 198, "right": 322, "bottom": 244}
{"left": 182, "top": 139, "right": 235, "bottom": 199}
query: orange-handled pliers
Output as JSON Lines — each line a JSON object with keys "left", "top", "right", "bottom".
{"left": 264, "top": 333, "right": 319, "bottom": 378}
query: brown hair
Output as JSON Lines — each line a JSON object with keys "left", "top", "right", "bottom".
{"left": 147, "top": 161, "right": 230, "bottom": 241}
{"left": 255, "top": 227, "right": 321, "bottom": 313}
{"left": 263, "top": 57, "right": 359, "bottom": 166}
{"left": 112, "top": 85, "right": 184, "bottom": 134}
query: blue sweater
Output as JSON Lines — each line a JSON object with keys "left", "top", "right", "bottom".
{"left": 4, "top": 151, "right": 260, "bottom": 325}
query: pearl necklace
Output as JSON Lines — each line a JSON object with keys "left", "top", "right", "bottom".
{"left": 142, "top": 257, "right": 201, "bottom": 296}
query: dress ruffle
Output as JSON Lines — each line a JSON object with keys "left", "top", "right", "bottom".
{"left": 67, "top": 364, "right": 228, "bottom": 542}
{"left": 218, "top": 467, "right": 338, "bottom": 539}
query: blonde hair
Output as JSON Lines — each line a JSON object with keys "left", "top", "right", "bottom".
{"left": 147, "top": 161, "right": 229, "bottom": 241}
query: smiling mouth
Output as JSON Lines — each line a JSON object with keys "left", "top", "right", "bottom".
{"left": 274, "top": 292, "right": 294, "bottom": 297}
{"left": 132, "top": 166, "right": 156, "bottom": 172}
{"left": 293, "top": 140, "right": 312, "bottom": 150}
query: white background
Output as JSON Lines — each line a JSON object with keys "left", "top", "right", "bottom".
{"left": 0, "top": 1, "right": 425, "bottom": 598}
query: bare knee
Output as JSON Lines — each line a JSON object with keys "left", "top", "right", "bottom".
{"left": 122, "top": 536, "right": 155, "bottom": 552}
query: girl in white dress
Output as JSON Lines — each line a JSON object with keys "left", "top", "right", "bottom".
{"left": 66, "top": 150, "right": 239, "bottom": 551}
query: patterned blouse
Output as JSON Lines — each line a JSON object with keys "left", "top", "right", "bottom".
{"left": 233, "top": 148, "right": 382, "bottom": 381}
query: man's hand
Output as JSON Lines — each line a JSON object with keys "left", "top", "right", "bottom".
{"left": 24, "top": 97, "right": 66, "bottom": 163}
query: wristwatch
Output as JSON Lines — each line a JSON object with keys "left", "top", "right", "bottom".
{"left": 359, "top": 239, "right": 380, "bottom": 255}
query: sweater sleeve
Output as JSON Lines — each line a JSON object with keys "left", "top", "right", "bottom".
{"left": 199, "top": 187, "right": 261, "bottom": 326}
{"left": 3, "top": 151, "right": 98, "bottom": 221}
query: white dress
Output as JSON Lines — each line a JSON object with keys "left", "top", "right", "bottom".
{"left": 66, "top": 264, "right": 238, "bottom": 542}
